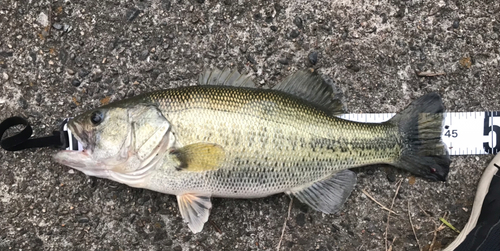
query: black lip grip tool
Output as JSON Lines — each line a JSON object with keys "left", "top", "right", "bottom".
{"left": 0, "top": 117, "right": 80, "bottom": 152}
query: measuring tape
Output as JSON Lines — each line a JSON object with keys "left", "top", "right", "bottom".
{"left": 340, "top": 112, "right": 500, "bottom": 155}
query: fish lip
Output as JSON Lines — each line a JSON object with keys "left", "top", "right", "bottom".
{"left": 57, "top": 149, "right": 90, "bottom": 157}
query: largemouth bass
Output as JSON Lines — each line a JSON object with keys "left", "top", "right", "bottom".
{"left": 54, "top": 68, "right": 450, "bottom": 233}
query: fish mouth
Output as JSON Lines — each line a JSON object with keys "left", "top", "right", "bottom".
{"left": 53, "top": 149, "right": 112, "bottom": 179}
{"left": 54, "top": 148, "right": 90, "bottom": 165}
{"left": 54, "top": 120, "right": 100, "bottom": 172}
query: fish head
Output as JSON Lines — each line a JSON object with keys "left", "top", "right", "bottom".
{"left": 54, "top": 104, "right": 173, "bottom": 180}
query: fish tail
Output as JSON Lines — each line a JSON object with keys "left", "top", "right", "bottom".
{"left": 388, "top": 93, "right": 450, "bottom": 181}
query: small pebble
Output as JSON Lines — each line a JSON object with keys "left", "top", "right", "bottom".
{"left": 127, "top": 8, "right": 141, "bottom": 22}
{"left": 18, "top": 98, "right": 28, "bottom": 109}
{"left": 126, "top": 89, "right": 135, "bottom": 97}
{"left": 165, "top": 239, "right": 173, "bottom": 246}
{"left": 183, "top": 235, "right": 192, "bottom": 242}
{"left": 387, "top": 172, "right": 396, "bottom": 182}
{"left": 66, "top": 68, "right": 75, "bottom": 75}
{"left": 190, "top": 17, "right": 199, "bottom": 24}
{"left": 151, "top": 69, "right": 161, "bottom": 80}
{"left": 71, "top": 79, "right": 81, "bottom": 87}
{"left": 0, "top": 51, "right": 14, "bottom": 57}
{"left": 35, "top": 94, "right": 42, "bottom": 104}
{"left": 160, "top": 52, "right": 169, "bottom": 61}
{"left": 77, "top": 216, "right": 89, "bottom": 223}
{"left": 63, "top": 23, "right": 73, "bottom": 33}
{"left": 278, "top": 58, "right": 289, "bottom": 65}
{"left": 2, "top": 72, "right": 8, "bottom": 80}
{"left": 366, "top": 168, "right": 375, "bottom": 175}
{"left": 37, "top": 12, "right": 48, "bottom": 26}
{"left": 341, "top": 29, "right": 348, "bottom": 39}
{"left": 289, "top": 29, "right": 300, "bottom": 39}
{"left": 52, "top": 23, "right": 63, "bottom": 30}
{"left": 91, "top": 72, "right": 102, "bottom": 82}
{"left": 308, "top": 51, "right": 318, "bottom": 65}
{"left": 270, "top": 25, "right": 278, "bottom": 31}
{"left": 346, "top": 62, "right": 360, "bottom": 72}
{"left": 139, "top": 50, "right": 149, "bottom": 61}
{"left": 78, "top": 69, "right": 90, "bottom": 78}
{"left": 246, "top": 54, "right": 257, "bottom": 65}
{"left": 293, "top": 16, "right": 303, "bottom": 29}
{"left": 162, "top": 0, "right": 172, "bottom": 10}
{"left": 452, "top": 20, "right": 460, "bottom": 29}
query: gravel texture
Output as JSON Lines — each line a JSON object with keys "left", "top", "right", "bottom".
{"left": 1, "top": 0, "right": 499, "bottom": 250}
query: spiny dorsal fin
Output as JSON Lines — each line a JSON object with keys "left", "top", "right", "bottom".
{"left": 198, "top": 68, "right": 256, "bottom": 88}
{"left": 171, "top": 143, "right": 225, "bottom": 172}
{"left": 289, "top": 169, "right": 357, "bottom": 214}
{"left": 273, "top": 69, "right": 344, "bottom": 115}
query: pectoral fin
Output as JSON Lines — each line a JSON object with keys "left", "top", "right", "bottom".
{"left": 171, "top": 143, "right": 225, "bottom": 172}
{"left": 177, "top": 193, "right": 212, "bottom": 233}
{"left": 290, "top": 170, "right": 357, "bottom": 214}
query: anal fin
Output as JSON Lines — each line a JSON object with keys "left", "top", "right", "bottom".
{"left": 290, "top": 170, "right": 357, "bottom": 214}
{"left": 177, "top": 193, "right": 212, "bottom": 233}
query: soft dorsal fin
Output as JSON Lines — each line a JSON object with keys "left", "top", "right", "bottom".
{"left": 273, "top": 69, "right": 344, "bottom": 115}
{"left": 198, "top": 68, "right": 256, "bottom": 88}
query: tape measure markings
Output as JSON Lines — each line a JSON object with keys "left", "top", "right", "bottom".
{"left": 339, "top": 112, "right": 500, "bottom": 155}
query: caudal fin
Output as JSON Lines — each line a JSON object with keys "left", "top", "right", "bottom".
{"left": 388, "top": 93, "right": 450, "bottom": 181}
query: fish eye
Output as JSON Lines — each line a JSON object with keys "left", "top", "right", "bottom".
{"left": 90, "top": 110, "right": 104, "bottom": 125}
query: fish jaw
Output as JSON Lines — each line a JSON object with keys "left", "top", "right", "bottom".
{"left": 53, "top": 150, "right": 112, "bottom": 179}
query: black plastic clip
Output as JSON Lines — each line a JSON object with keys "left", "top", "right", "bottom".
{"left": 0, "top": 117, "right": 69, "bottom": 151}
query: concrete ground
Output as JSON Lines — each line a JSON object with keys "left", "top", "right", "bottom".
{"left": 1, "top": 0, "right": 499, "bottom": 250}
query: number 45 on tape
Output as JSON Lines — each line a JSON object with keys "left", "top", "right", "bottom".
{"left": 339, "top": 112, "right": 500, "bottom": 156}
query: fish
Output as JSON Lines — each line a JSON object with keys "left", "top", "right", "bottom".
{"left": 54, "top": 68, "right": 450, "bottom": 233}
